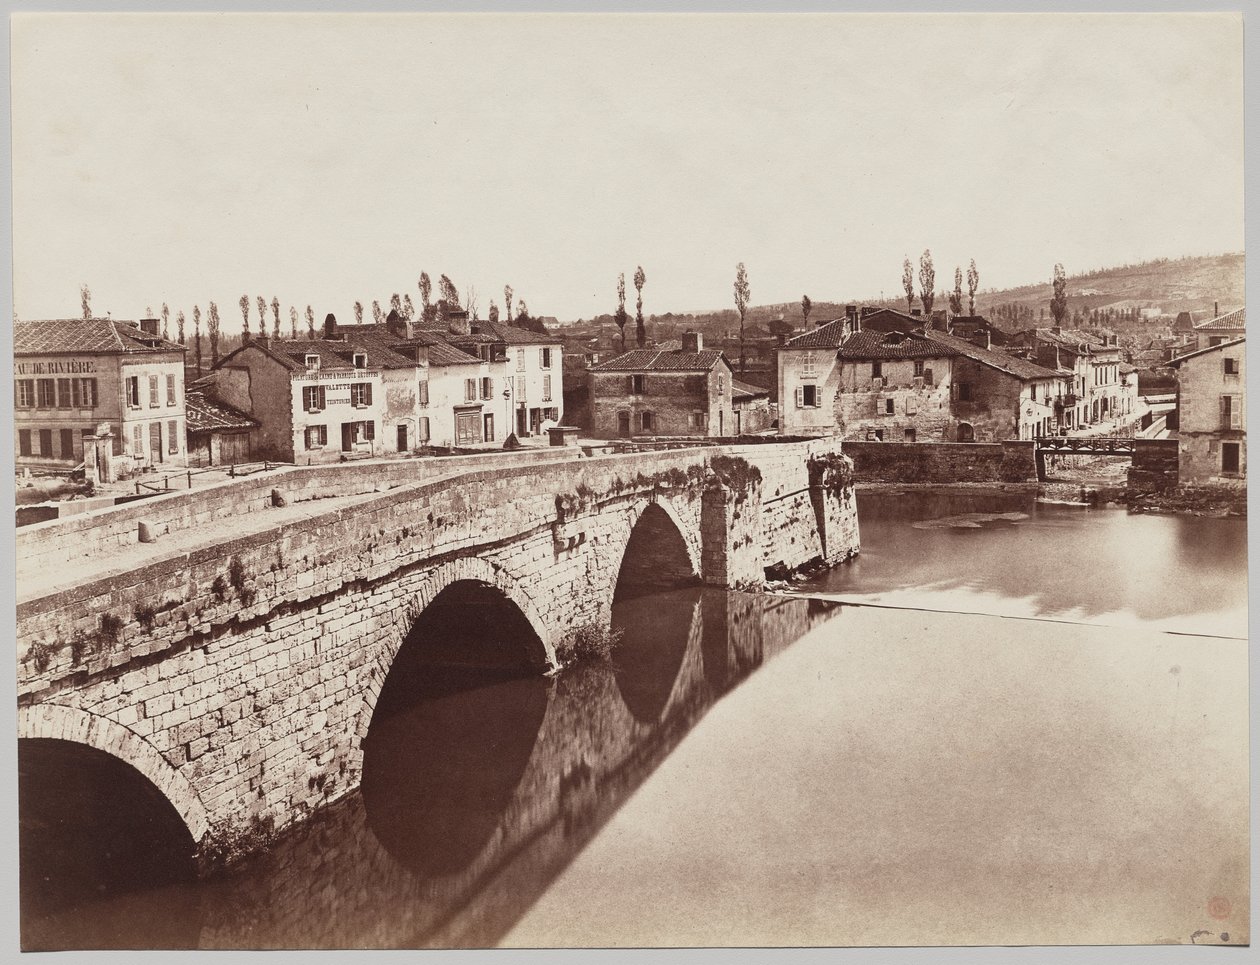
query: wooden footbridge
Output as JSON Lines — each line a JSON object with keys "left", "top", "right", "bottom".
{"left": 1033, "top": 435, "right": 1136, "bottom": 480}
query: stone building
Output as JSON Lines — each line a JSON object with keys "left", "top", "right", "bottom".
{"left": 589, "top": 333, "right": 735, "bottom": 438}
{"left": 1006, "top": 327, "right": 1131, "bottom": 428}
{"left": 184, "top": 385, "right": 259, "bottom": 467}
{"left": 731, "top": 379, "right": 773, "bottom": 435}
{"left": 1191, "top": 306, "right": 1245, "bottom": 351}
{"left": 13, "top": 317, "right": 188, "bottom": 480}
{"left": 1167, "top": 335, "right": 1246, "bottom": 487}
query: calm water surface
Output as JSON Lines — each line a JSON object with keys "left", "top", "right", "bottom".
{"left": 19, "top": 491, "right": 1249, "bottom": 948}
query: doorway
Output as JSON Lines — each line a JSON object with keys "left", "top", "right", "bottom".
{"left": 483, "top": 413, "right": 495, "bottom": 442}
{"left": 397, "top": 423, "right": 408, "bottom": 453}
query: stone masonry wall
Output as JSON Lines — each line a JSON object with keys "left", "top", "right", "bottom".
{"left": 16, "top": 438, "right": 857, "bottom": 860}
{"left": 843, "top": 440, "right": 1036, "bottom": 484}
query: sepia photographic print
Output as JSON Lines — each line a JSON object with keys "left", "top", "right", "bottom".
{"left": 7, "top": 8, "right": 1249, "bottom": 954}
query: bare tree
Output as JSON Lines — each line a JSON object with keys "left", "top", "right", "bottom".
{"left": 257, "top": 296, "right": 268, "bottom": 337}
{"left": 504, "top": 285, "right": 514, "bottom": 324}
{"left": 734, "top": 262, "right": 751, "bottom": 373}
{"left": 175, "top": 309, "right": 185, "bottom": 345}
{"left": 488, "top": 301, "right": 500, "bottom": 323}
{"left": 1050, "top": 263, "right": 1068, "bottom": 326}
{"left": 465, "top": 284, "right": 479, "bottom": 320}
{"left": 390, "top": 293, "right": 402, "bottom": 318}
{"left": 801, "top": 294, "right": 812, "bottom": 330}
{"left": 614, "top": 273, "right": 628, "bottom": 350}
{"left": 354, "top": 301, "right": 364, "bottom": 325}
{"left": 192, "top": 305, "right": 202, "bottom": 372}
{"left": 305, "top": 304, "right": 315, "bottom": 340}
{"left": 918, "top": 249, "right": 935, "bottom": 317}
{"left": 238, "top": 294, "right": 250, "bottom": 341}
{"left": 289, "top": 305, "right": 299, "bottom": 339}
{"left": 208, "top": 301, "right": 222, "bottom": 364}
{"left": 967, "top": 259, "right": 980, "bottom": 315}
{"left": 80, "top": 284, "right": 92, "bottom": 319}
{"left": 418, "top": 273, "right": 434, "bottom": 324}
{"left": 633, "top": 265, "right": 646, "bottom": 348}
{"left": 902, "top": 257, "right": 914, "bottom": 312}
{"left": 161, "top": 303, "right": 170, "bottom": 340}
{"left": 271, "top": 296, "right": 281, "bottom": 338}
{"left": 372, "top": 300, "right": 383, "bottom": 325}
{"left": 950, "top": 267, "right": 964, "bottom": 315}
{"left": 438, "top": 275, "right": 460, "bottom": 309}
{"left": 403, "top": 294, "right": 415, "bottom": 321}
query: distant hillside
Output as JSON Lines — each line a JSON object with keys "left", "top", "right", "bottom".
{"left": 560, "top": 253, "right": 1244, "bottom": 347}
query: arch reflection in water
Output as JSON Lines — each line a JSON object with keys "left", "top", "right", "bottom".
{"left": 363, "top": 579, "right": 551, "bottom": 877}
{"left": 611, "top": 588, "right": 703, "bottom": 724}
{"left": 19, "top": 738, "right": 202, "bottom": 950}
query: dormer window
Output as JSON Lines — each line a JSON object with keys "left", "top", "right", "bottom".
{"left": 305, "top": 354, "right": 320, "bottom": 372}
{"left": 353, "top": 352, "right": 367, "bottom": 369}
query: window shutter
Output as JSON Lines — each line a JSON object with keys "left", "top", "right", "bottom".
{"left": 795, "top": 387, "right": 805, "bottom": 408}
{"left": 1231, "top": 395, "right": 1241, "bottom": 429}
{"left": 319, "top": 385, "right": 327, "bottom": 409}
{"left": 365, "top": 383, "right": 373, "bottom": 406}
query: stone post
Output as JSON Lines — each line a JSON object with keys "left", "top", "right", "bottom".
{"left": 700, "top": 463, "right": 765, "bottom": 590}
{"left": 806, "top": 452, "right": 860, "bottom": 565}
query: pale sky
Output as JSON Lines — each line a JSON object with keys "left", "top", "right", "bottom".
{"left": 10, "top": 12, "right": 1245, "bottom": 324}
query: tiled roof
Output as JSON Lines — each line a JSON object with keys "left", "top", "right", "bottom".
{"left": 1168, "top": 336, "right": 1245, "bottom": 366}
{"left": 1194, "top": 307, "right": 1245, "bottom": 330}
{"left": 920, "top": 330, "right": 1061, "bottom": 381}
{"left": 1018, "top": 327, "right": 1116, "bottom": 354}
{"left": 468, "top": 320, "right": 560, "bottom": 345}
{"left": 731, "top": 378, "right": 769, "bottom": 400}
{"left": 784, "top": 319, "right": 848, "bottom": 349}
{"left": 592, "top": 348, "right": 728, "bottom": 373}
{"left": 14, "top": 318, "right": 186, "bottom": 355}
{"left": 185, "top": 389, "right": 259, "bottom": 433}
{"left": 426, "top": 341, "right": 482, "bottom": 366}
{"left": 837, "top": 330, "right": 956, "bottom": 360}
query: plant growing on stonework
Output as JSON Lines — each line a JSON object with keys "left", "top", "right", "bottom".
{"left": 558, "top": 622, "right": 625, "bottom": 664}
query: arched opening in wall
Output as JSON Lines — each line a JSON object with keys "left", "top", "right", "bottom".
{"left": 362, "top": 579, "right": 550, "bottom": 878}
{"left": 613, "top": 502, "right": 699, "bottom": 604}
{"left": 18, "top": 738, "right": 202, "bottom": 950}
{"left": 957, "top": 422, "right": 975, "bottom": 443}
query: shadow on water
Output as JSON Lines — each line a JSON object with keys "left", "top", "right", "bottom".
{"left": 18, "top": 587, "right": 846, "bottom": 949}
{"left": 19, "top": 739, "right": 203, "bottom": 950}
{"left": 803, "top": 490, "right": 1247, "bottom": 627}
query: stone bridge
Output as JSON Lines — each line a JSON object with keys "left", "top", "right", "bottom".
{"left": 16, "top": 438, "right": 858, "bottom": 866}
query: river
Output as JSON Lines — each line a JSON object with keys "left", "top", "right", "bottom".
{"left": 19, "top": 490, "right": 1249, "bottom": 949}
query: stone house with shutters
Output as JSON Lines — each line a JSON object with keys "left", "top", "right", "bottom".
{"left": 1167, "top": 336, "right": 1245, "bottom": 487}
{"left": 1005, "top": 326, "right": 1129, "bottom": 428}
{"left": 588, "top": 332, "right": 735, "bottom": 437}
{"left": 13, "top": 317, "right": 188, "bottom": 480}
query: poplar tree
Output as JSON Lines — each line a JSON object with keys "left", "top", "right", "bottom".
{"left": 918, "top": 249, "right": 935, "bottom": 317}
{"left": 967, "top": 259, "right": 980, "bottom": 315}
{"left": 734, "top": 262, "right": 751, "bottom": 373}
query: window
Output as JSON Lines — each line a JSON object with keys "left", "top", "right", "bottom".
{"left": 541, "top": 347, "right": 552, "bottom": 369}
{"left": 464, "top": 378, "right": 477, "bottom": 402}
{"left": 351, "top": 382, "right": 373, "bottom": 407}
{"left": 1224, "top": 357, "right": 1240, "bottom": 375}
{"left": 353, "top": 352, "right": 367, "bottom": 369}
{"left": 302, "top": 385, "right": 326, "bottom": 411}
{"left": 305, "top": 425, "right": 328, "bottom": 449}
{"left": 640, "top": 411, "right": 654, "bottom": 431}
{"left": 39, "top": 378, "right": 57, "bottom": 408}
{"left": 955, "top": 382, "right": 972, "bottom": 402}
{"left": 168, "top": 420, "right": 179, "bottom": 454}
{"left": 478, "top": 345, "right": 491, "bottom": 362}
{"left": 690, "top": 411, "right": 709, "bottom": 429}
{"left": 631, "top": 374, "right": 645, "bottom": 394}
{"left": 542, "top": 375, "right": 552, "bottom": 401}
{"left": 872, "top": 361, "right": 883, "bottom": 378}
{"left": 1221, "top": 394, "right": 1242, "bottom": 429}
{"left": 1222, "top": 442, "right": 1241, "bottom": 474}
{"left": 798, "top": 384, "right": 819, "bottom": 408}
{"left": 60, "top": 429, "right": 74, "bottom": 459}
{"left": 480, "top": 377, "right": 493, "bottom": 400}
{"left": 418, "top": 416, "right": 430, "bottom": 442}
{"left": 167, "top": 374, "right": 177, "bottom": 405}
{"left": 913, "top": 360, "right": 925, "bottom": 377}
{"left": 57, "top": 378, "right": 72, "bottom": 408}
{"left": 18, "top": 429, "right": 31, "bottom": 457}
{"left": 80, "top": 378, "right": 98, "bottom": 408}
{"left": 150, "top": 422, "right": 163, "bottom": 457}
{"left": 517, "top": 376, "right": 526, "bottom": 400}
{"left": 718, "top": 376, "right": 725, "bottom": 393}
{"left": 885, "top": 398, "right": 895, "bottom": 415}
{"left": 39, "top": 429, "right": 53, "bottom": 457}
{"left": 418, "top": 380, "right": 429, "bottom": 406}
{"left": 516, "top": 349, "right": 526, "bottom": 372}
{"left": 305, "top": 354, "right": 320, "bottom": 371}
{"left": 903, "top": 428, "right": 916, "bottom": 443}
{"left": 149, "top": 375, "right": 160, "bottom": 407}
{"left": 14, "top": 380, "right": 33, "bottom": 408}
{"left": 802, "top": 352, "right": 816, "bottom": 377}
{"left": 1210, "top": 337, "right": 1224, "bottom": 347}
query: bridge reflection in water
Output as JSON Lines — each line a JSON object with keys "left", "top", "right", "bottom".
{"left": 21, "top": 587, "right": 844, "bottom": 950}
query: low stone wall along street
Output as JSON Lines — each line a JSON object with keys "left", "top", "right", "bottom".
{"left": 15, "top": 438, "right": 859, "bottom": 866}
{"left": 842, "top": 440, "right": 1037, "bottom": 484}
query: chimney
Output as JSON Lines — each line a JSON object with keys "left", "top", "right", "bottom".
{"left": 681, "top": 330, "right": 703, "bottom": 353}
{"left": 1051, "top": 325, "right": 1062, "bottom": 335}
{"left": 385, "top": 308, "right": 404, "bottom": 339}
{"left": 323, "top": 313, "right": 338, "bottom": 339}
{"left": 138, "top": 317, "right": 159, "bottom": 336}
{"left": 845, "top": 304, "right": 858, "bottom": 328}
{"left": 911, "top": 308, "right": 922, "bottom": 317}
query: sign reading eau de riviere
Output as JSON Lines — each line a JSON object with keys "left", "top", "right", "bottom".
{"left": 15, "top": 359, "right": 98, "bottom": 375}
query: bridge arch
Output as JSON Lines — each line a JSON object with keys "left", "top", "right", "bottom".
{"left": 356, "top": 557, "right": 556, "bottom": 748}
{"left": 17, "top": 704, "right": 210, "bottom": 844}
{"left": 612, "top": 496, "right": 703, "bottom": 604}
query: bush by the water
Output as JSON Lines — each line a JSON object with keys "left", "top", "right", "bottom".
{"left": 558, "top": 623, "right": 624, "bottom": 665}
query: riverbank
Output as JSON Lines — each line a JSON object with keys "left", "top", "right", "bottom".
{"left": 859, "top": 479, "right": 1246, "bottom": 516}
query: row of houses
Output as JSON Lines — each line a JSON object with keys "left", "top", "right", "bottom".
{"left": 13, "top": 310, "right": 566, "bottom": 479}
